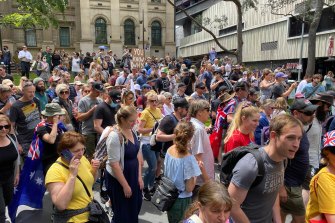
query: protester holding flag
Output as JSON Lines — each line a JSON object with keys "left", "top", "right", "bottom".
{"left": 45, "top": 131, "right": 100, "bottom": 222}
{"left": 0, "top": 114, "right": 20, "bottom": 223}
{"left": 37, "top": 103, "right": 67, "bottom": 175}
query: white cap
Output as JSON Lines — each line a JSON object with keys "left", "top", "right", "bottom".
{"left": 134, "top": 84, "right": 141, "bottom": 91}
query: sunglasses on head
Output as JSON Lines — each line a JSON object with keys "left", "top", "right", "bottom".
{"left": 0, "top": 124, "right": 10, "bottom": 130}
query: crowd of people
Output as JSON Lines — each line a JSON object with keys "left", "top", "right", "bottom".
{"left": 0, "top": 45, "right": 335, "bottom": 223}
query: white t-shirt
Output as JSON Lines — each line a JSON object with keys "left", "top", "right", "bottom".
{"left": 72, "top": 57, "right": 81, "bottom": 72}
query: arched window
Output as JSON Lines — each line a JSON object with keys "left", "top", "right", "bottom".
{"left": 95, "top": 18, "right": 107, "bottom": 44}
{"left": 124, "top": 19, "right": 135, "bottom": 46}
{"left": 25, "top": 29, "right": 37, "bottom": 47}
{"left": 151, "top": 21, "right": 162, "bottom": 46}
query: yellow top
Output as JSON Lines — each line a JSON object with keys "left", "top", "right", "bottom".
{"left": 139, "top": 107, "right": 162, "bottom": 136}
{"left": 305, "top": 167, "right": 335, "bottom": 222}
{"left": 45, "top": 157, "right": 94, "bottom": 223}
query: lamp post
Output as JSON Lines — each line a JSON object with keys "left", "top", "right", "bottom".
{"left": 298, "top": 17, "right": 305, "bottom": 82}
{"left": 0, "top": 14, "right": 3, "bottom": 51}
{"left": 140, "top": 9, "right": 146, "bottom": 57}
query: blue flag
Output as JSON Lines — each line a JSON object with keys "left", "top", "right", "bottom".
{"left": 8, "top": 121, "right": 67, "bottom": 223}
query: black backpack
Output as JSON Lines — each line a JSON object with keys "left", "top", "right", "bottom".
{"left": 220, "top": 145, "right": 265, "bottom": 188}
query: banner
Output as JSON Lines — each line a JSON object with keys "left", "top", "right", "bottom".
{"left": 131, "top": 48, "right": 145, "bottom": 69}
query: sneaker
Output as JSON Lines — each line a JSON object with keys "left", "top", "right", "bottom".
{"left": 149, "top": 187, "right": 156, "bottom": 196}
{"left": 143, "top": 188, "right": 151, "bottom": 201}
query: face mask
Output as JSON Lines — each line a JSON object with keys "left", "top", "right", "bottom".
{"left": 110, "top": 101, "right": 119, "bottom": 108}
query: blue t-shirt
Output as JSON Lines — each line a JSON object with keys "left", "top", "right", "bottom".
{"left": 302, "top": 83, "right": 325, "bottom": 98}
{"left": 202, "top": 71, "right": 213, "bottom": 90}
{"left": 254, "top": 112, "right": 270, "bottom": 145}
{"left": 164, "top": 152, "right": 201, "bottom": 198}
{"left": 136, "top": 75, "right": 147, "bottom": 87}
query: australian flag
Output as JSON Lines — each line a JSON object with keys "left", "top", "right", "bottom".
{"left": 8, "top": 121, "right": 67, "bottom": 223}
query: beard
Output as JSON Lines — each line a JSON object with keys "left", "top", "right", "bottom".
{"left": 36, "top": 85, "right": 45, "bottom": 92}
{"left": 315, "top": 105, "right": 327, "bottom": 123}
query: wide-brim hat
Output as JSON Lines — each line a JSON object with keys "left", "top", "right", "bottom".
{"left": 219, "top": 92, "right": 236, "bottom": 103}
{"left": 309, "top": 93, "right": 334, "bottom": 106}
{"left": 41, "top": 103, "right": 66, "bottom": 117}
{"left": 290, "top": 99, "right": 318, "bottom": 113}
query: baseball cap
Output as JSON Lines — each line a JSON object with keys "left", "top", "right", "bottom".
{"left": 195, "top": 82, "right": 206, "bottom": 89}
{"left": 290, "top": 99, "right": 318, "bottom": 114}
{"left": 182, "top": 68, "right": 189, "bottom": 73}
{"left": 74, "top": 81, "right": 83, "bottom": 86}
{"left": 142, "top": 83, "right": 151, "bottom": 89}
{"left": 33, "top": 77, "right": 44, "bottom": 85}
{"left": 178, "top": 83, "right": 186, "bottom": 88}
{"left": 108, "top": 89, "right": 121, "bottom": 103}
{"left": 161, "top": 67, "right": 169, "bottom": 74}
{"left": 50, "top": 75, "right": 61, "bottom": 82}
{"left": 91, "top": 82, "right": 105, "bottom": 92}
{"left": 275, "top": 72, "right": 288, "bottom": 78}
{"left": 140, "top": 69, "right": 147, "bottom": 74}
{"left": 173, "top": 98, "right": 189, "bottom": 109}
{"left": 134, "top": 84, "right": 141, "bottom": 91}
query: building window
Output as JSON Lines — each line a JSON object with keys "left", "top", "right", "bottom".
{"left": 124, "top": 19, "right": 135, "bottom": 46}
{"left": 151, "top": 0, "right": 161, "bottom": 2}
{"left": 25, "top": 29, "right": 37, "bottom": 47}
{"left": 151, "top": 21, "right": 162, "bottom": 46}
{"left": 219, "top": 23, "right": 245, "bottom": 36}
{"left": 261, "top": 41, "right": 278, "bottom": 51}
{"left": 59, "top": 27, "right": 70, "bottom": 47}
{"left": 95, "top": 18, "right": 107, "bottom": 44}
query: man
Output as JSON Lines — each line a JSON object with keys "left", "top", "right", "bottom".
{"left": 77, "top": 82, "right": 104, "bottom": 159}
{"left": 302, "top": 74, "right": 325, "bottom": 99}
{"left": 42, "top": 46, "right": 52, "bottom": 69}
{"left": 228, "top": 114, "right": 303, "bottom": 223}
{"left": 230, "top": 65, "right": 243, "bottom": 85}
{"left": 0, "top": 65, "right": 13, "bottom": 83}
{"left": 172, "top": 83, "right": 188, "bottom": 103}
{"left": 82, "top": 52, "right": 93, "bottom": 76}
{"left": 190, "top": 82, "right": 207, "bottom": 100}
{"left": 136, "top": 69, "right": 148, "bottom": 87}
{"left": 271, "top": 72, "right": 297, "bottom": 99}
{"left": 189, "top": 99, "right": 215, "bottom": 192}
{"left": 209, "top": 47, "right": 217, "bottom": 63}
{"left": 155, "top": 67, "right": 170, "bottom": 93}
{"left": 3, "top": 46, "right": 12, "bottom": 75}
{"left": 156, "top": 98, "right": 189, "bottom": 154}
{"left": 10, "top": 81, "right": 41, "bottom": 157}
{"left": 46, "top": 75, "right": 61, "bottom": 101}
{"left": 18, "top": 46, "right": 33, "bottom": 78}
{"left": 93, "top": 89, "right": 121, "bottom": 134}
{"left": 180, "top": 68, "right": 193, "bottom": 96}
{"left": 210, "top": 68, "right": 227, "bottom": 99}
{"left": 200, "top": 63, "right": 213, "bottom": 97}
{"left": 136, "top": 84, "right": 151, "bottom": 110}
{"left": 115, "top": 69, "right": 131, "bottom": 88}
{"left": 33, "top": 77, "right": 48, "bottom": 111}
{"left": 71, "top": 52, "right": 81, "bottom": 77}
{"left": 296, "top": 74, "right": 312, "bottom": 94}
{"left": 212, "top": 58, "right": 220, "bottom": 70}
{"left": 302, "top": 93, "right": 334, "bottom": 206}
{"left": 279, "top": 99, "right": 318, "bottom": 223}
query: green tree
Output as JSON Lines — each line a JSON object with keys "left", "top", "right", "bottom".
{"left": 0, "top": 0, "right": 68, "bottom": 28}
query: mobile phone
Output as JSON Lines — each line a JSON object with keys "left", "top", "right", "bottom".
{"left": 60, "top": 149, "right": 73, "bottom": 162}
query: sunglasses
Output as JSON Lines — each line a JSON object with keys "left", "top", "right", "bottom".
{"left": 149, "top": 99, "right": 158, "bottom": 103}
{"left": 0, "top": 125, "right": 10, "bottom": 130}
{"left": 84, "top": 90, "right": 90, "bottom": 93}
{"left": 60, "top": 91, "right": 69, "bottom": 95}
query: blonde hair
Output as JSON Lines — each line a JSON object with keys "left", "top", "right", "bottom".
{"left": 115, "top": 106, "right": 137, "bottom": 126}
{"left": 173, "top": 121, "right": 194, "bottom": 154}
{"left": 184, "top": 181, "right": 232, "bottom": 219}
{"left": 121, "top": 90, "right": 135, "bottom": 105}
{"left": 145, "top": 90, "right": 158, "bottom": 99}
{"left": 224, "top": 102, "right": 260, "bottom": 143}
{"left": 55, "top": 84, "right": 69, "bottom": 95}
{"left": 0, "top": 114, "right": 11, "bottom": 131}
{"left": 273, "top": 97, "right": 288, "bottom": 111}
{"left": 188, "top": 99, "right": 209, "bottom": 117}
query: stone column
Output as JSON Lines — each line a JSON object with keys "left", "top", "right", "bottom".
{"left": 110, "top": 1, "right": 123, "bottom": 57}
{"left": 165, "top": 1, "right": 176, "bottom": 57}
{"left": 79, "top": 0, "right": 93, "bottom": 53}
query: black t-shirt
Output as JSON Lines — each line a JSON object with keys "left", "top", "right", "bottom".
{"left": 156, "top": 77, "right": 170, "bottom": 93}
{"left": 0, "top": 74, "right": 14, "bottom": 83}
{"left": 181, "top": 76, "right": 193, "bottom": 95}
{"left": 271, "top": 83, "right": 285, "bottom": 99}
{"left": 0, "top": 139, "right": 17, "bottom": 183}
{"left": 9, "top": 100, "right": 41, "bottom": 144}
{"left": 93, "top": 102, "right": 118, "bottom": 129}
{"left": 83, "top": 56, "right": 93, "bottom": 69}
{"left": 36, "top": 124, "right": 61, "bottom": 166}
{"left": 158, "top": 114, "right": 178, "bottom": 152}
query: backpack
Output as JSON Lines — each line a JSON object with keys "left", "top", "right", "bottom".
{"left": 324, "top": 115, "right": 335, "bottom": 133}
{"left": 220, "top": 145, "right": 265, "bottom": 188}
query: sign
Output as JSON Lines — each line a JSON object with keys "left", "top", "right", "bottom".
{"left": 286, "top": 63, "right": 299, "bottom": 69}
{"left": 131, "top": 48, "right": 145, "bottom": 69}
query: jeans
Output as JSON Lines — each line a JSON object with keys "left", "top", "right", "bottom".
{"left": 141, "top": 144, "right": 157, "bottom": 189}
{"left": 0, "top": 176, "right": 14, "bottom": 223}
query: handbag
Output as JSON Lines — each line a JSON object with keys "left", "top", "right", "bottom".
{"left": 151, "top": 176, "right": 179, "bottom": 212}
{"left": 55, "top": 161, "right": 110, "bottom": 223}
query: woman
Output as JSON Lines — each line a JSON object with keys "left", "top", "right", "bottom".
{"left": 306, "top": 130, "right": 335, "bottom": 223}
{"left": 52, "top": 84, "right": 78, "bottom": 131}
{"left": 162, "top": 92, "right": 174, "bottom": 116}
{"left": 224, "top": 101, "right": 260, "bottom": 153}
{"left": 45, "top": 131, "right": 100, "bottom": 222}
{"left": 121, "top": 90, "right": 135, "bottom": 107}
{"left": 183, "top": 181, "right": 232, "bottom": 223}
{"left": 254, "top": 99, "right": 274, "bottom": 145}
{"left": 164, "top": 121, "right": 201, "bottom": 223}
{"left": 271, "top": 97, "right": 288, "bottom": 119}
{"left": 259, "top": 69, "right": 275, "bottom": 103}
{"left": 18, "top": 76, "right": 29, "bottom": 91}
{"left": 74, "top": 70, "right": 85, "bottom": 83}
{"left": 0, "top": 115, "right": 20, "bottom": 223}
{"left": 37, "top": 56, "right": 50, "bottom": 83}
{"left": 38, "top": 103, "right": 67, "bottom": 175}
{"left": 138, "top": 91, "right": 163, "bottom": 201}
{"left": 106, "top": 106, "right": 143, "bottom": 223}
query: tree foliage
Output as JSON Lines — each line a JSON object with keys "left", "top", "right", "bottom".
{"left": 0, "top": 0, "right": 68, "bottom": 28}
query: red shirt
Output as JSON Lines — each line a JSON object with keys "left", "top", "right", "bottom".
{"left": 224, "top": 129, "right": 253, "bottom": 153}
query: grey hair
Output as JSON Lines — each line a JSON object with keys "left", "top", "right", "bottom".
{"left": 163, "top": 92, "right": 172, "bottom": 99}
{"left": 189, "top": 99, "right": 210, "bottom": 117}
{"left": 55, "top": 84, "right": 69, "bottom": 95}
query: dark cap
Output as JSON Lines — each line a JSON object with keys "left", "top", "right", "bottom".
{"left": 173, "top": 98, "right": 189, "bottom": 109}
{"left": 234, "top": 81, "right": 249, "bottom": 91}
{"left": 290, "top": 99, "right": 318, "bottom": 113}
{"left": 195, "top": 82, "right": 206, "bottom": 89}
{"left": 108, "top": 89, "right": 121, "bottom": 103}
{"left": 218, "top": 86, "right": 227, "bottom": 94}
{"left": 142, "top": 84, "right": 151, "bottom": 89}
{"left": 178, "top": 83, "right": 186, "bottom": 88}
{"left": 91, "top": 82, "right": 105, "bottom": 92}
{"left": 309, "top": 93, "right": 334, "bottom": 106}
{"left": 140, "top": 69, "right": 147, "bottom": 74}
{"left": 182, "top": 68, "right": 189, "bottom": 73}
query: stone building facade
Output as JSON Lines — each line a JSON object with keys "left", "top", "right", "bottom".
{"left": 0, "top": 0, "right": 176, "bottom": 58}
